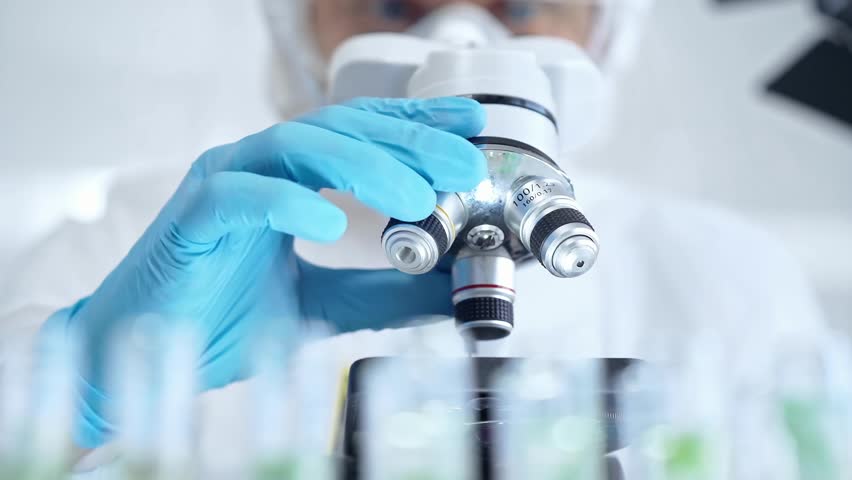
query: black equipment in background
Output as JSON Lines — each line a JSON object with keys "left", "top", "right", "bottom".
{"left": 714, "top": 0, "right": 852, "bottom": 129}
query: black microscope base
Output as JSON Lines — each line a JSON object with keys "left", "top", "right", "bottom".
{"left": 337, "top": 357, "right": 641, "bottom": 480}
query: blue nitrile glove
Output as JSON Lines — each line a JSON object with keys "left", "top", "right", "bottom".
{"left": 46, "top": 97, "right": 487, "bottom": 449}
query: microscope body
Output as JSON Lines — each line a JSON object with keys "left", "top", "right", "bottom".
{"left": 329, "top": 32, "right": 605, "bottom": 341}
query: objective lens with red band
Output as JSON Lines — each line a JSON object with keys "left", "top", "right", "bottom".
{"left": 451, "top": 247, "right": 516, "bottom": 341}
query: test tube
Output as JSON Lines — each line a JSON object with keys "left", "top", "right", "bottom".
{"left": 620, "top": 332, "right": 731, "bottom": 480}
{"left": 723, "top": 338, "right": 796, "bottom": 480}
{"left": 111, "top": 316, "right": 200, "bottom": 480}
{"left": 362, "top": 356, "right": 474, "bottom": 480}
{"left": 28, "top": 320, "right": 79, "bottom": 480}
{"left": 1, "top": 325, "right": 33, "bottom": 478}
{"left": 617, "top": 360, "right": 665, "bottom": 480}
{"left": 156, "top": 324, "right": 199, "bottom": 480}
{"left": 250, "top": 324, "right": 338, "bottom": 480}
{"left": 772, "top": 332, "right": 852, "bottom": 480}
{"left": 496, "top": 357, "right": 604, "bottom": 480}
{"left": 1, "top": 307, "right": 76, "bottom": 480}
{"left": 251, "top": 331, "right": 292, "bottom": 480}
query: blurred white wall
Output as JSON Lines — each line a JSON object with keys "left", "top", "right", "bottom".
{"left": 577, "top": 0, "right": 852, "bottom": 331}
{"left": 0, "top": 1, "right": 849, "bottom": 327}
{"left": 0, "top": 0, "right": 278, "bottom": 269}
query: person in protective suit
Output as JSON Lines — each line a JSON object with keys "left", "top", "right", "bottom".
{"left": 0, "top": 0, "right": 826, "bottom": 474}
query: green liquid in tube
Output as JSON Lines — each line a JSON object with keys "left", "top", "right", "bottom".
{"left": 782, "top": 397, "right": 838, "bottom": 480}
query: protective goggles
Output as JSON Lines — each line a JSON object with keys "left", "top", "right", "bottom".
{"left": 329, "top": 0, "right": 605, "bottom": 46}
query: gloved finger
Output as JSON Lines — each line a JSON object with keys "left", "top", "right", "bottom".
{"left": 203, "top": 122, "right": 440, "bottom": 221}
{"left": 298, "top": 260, "right": 454, "bottom": 333}
{"left": 200, "top": 97, "right": 487, "bottom": 195}
{"left": 342, "top": 96, "right": 486, "bottom": 140}
{"left": 294, "top": 100, "right": 487, "bottom": 192}
{"left": 176, "top": 171, "right": 348, "bottom": 244}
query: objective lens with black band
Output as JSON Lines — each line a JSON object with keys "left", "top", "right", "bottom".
{"left": 382, "top": 192, "right": 468, "bottom": 275}
{"left": 504, "top": 176, "right": 600, "bottom": 278}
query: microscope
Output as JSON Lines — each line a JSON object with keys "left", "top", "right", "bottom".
{"left": 328, "top": 8, "right": 633, "bottom": 480}
{"left": 329, "top": 18, "right": 603, "bottom": 345}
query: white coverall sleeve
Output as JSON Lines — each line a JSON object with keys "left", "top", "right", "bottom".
{"left": 0, "top": 173, "right": 172, "bottom": 473}
{"left": 650, "top": 201, "right": 830, "bottom": 381}
{"left": 0, "top": 169, "right": 176, "bottom": 328}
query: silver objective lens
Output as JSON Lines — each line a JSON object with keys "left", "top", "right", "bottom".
{"left": 504, "top": 176, "right": 599, "bottom": 278}
{"left": 452, "top": 246, "right": 516, "bottom": 341}
{"left": 382, "top": 192, "right": 468, "bottom": 274}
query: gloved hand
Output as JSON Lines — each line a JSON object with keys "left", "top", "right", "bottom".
{"left": 45, "top": 97, "right": 487, "bottom": 449}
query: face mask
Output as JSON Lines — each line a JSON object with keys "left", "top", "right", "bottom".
{"left": 405, "top": 3, "right": 512, "bottom": 46}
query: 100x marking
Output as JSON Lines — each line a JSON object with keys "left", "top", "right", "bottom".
{"left": 512, "top": 181, "right": 558, "bottom": 208}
